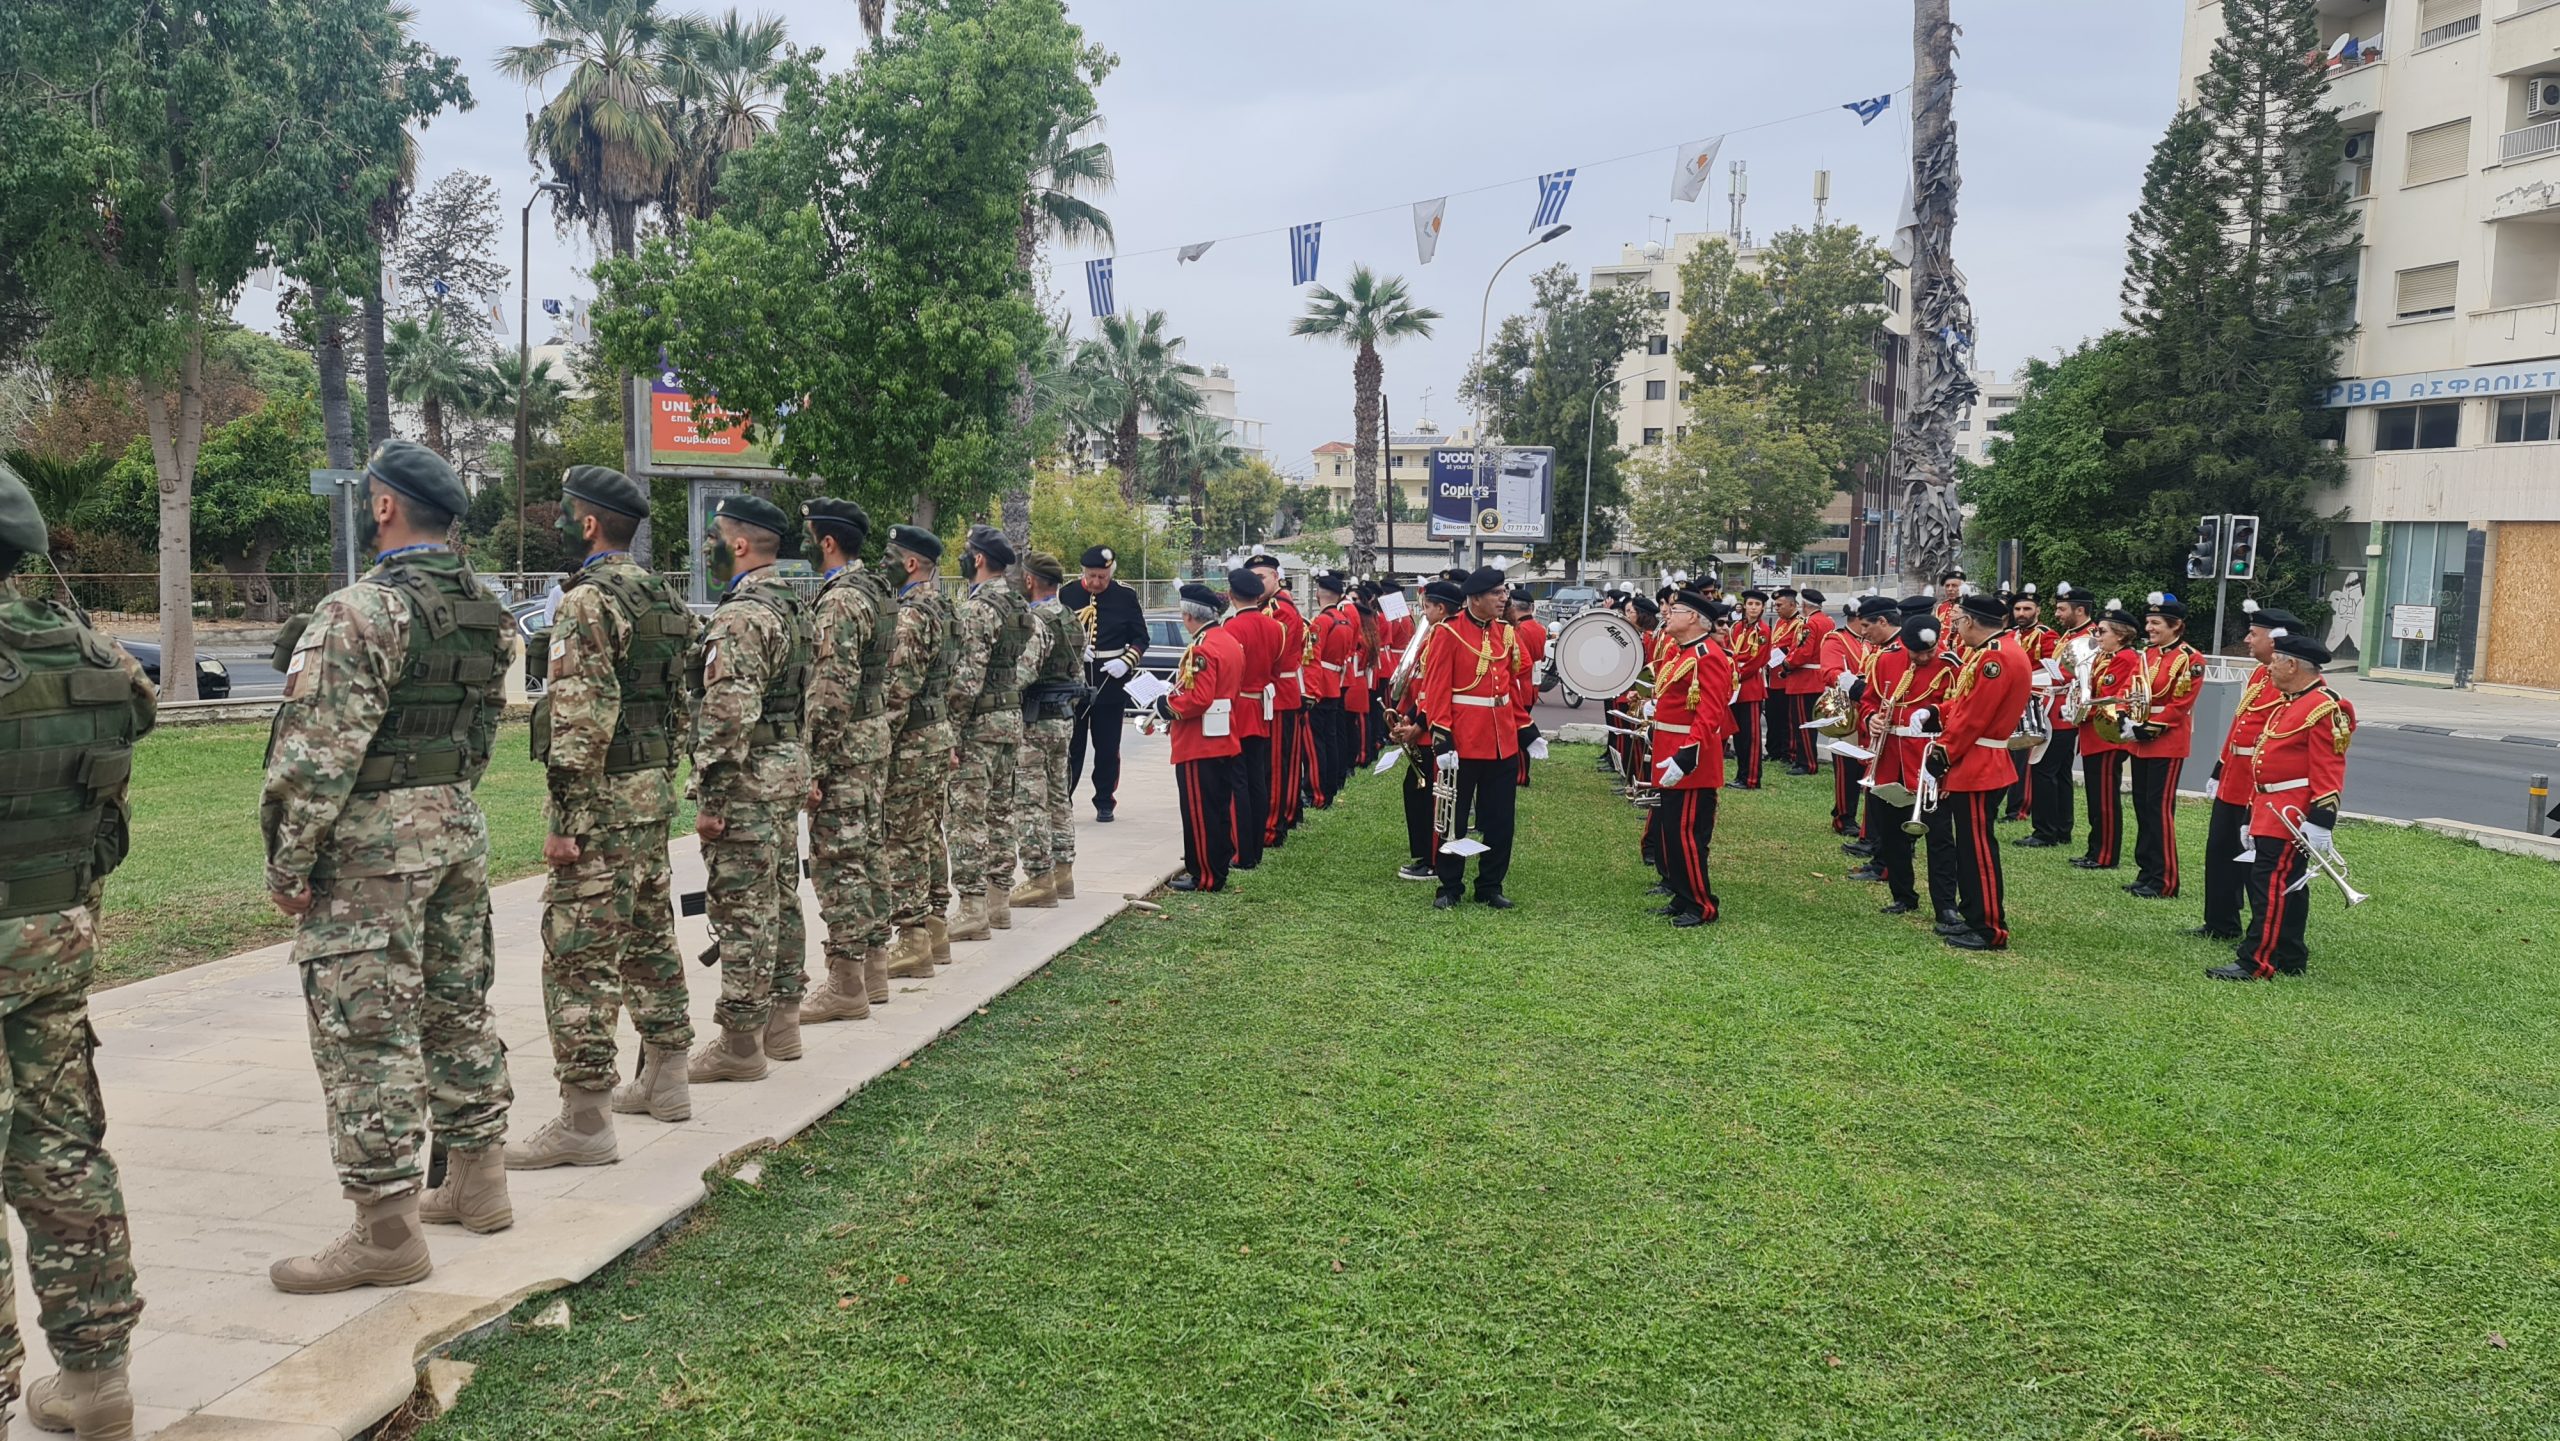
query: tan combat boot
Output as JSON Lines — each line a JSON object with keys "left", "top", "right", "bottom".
{"left": 26, "top": 1363, "right": 135, "bottom": 1440}
{"left": 885, "top": 928, "right": 936, "bottom": 979}
{"left": 418, "top": 1144, "right": 515, "bottom": 1233}
{"left": 948, "top": 893, "right": 991, "bottom": 942}
{"left": 801, "top": 954, "right": 872, "bottom": 1022}
{"left": 987, "top": 889, "right": 1013, "bottom": 930}
{"left": 1010, "top": 870, "right": 1057, "bottom": 909}
{"left": 863, "top": 944, "right": 892, "bottom": 1003}
{"left": 765, "top": 1000, "right": 803, "bottom": 1061}
{"left": 1051, "top": 862, "right": 1077, "bottom": 900}
{"left": 270, "top": 1191, "right": 434, "bottom": 1294}
{"left": 927, "top": 914, "right": 953, "bottom": 964}
{"left": 687, "top": 1025, "right": 770, "bottom": 1083}
{"left": 503, "top": 1083, "right": 617, "bottom": 1170}
{"left": 610, "top": 1043, "right": 692, "bottom": 1122}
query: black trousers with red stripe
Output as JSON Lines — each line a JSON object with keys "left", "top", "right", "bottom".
{"left": 1403, "top": 760, "right": 1434, "bottom": 861}
{"left": 1233, "top": 736, "right": 1270, "bottom": 870}
{"left": 1311, "top": 700, "right": 1348, "bottom": 804}
{"left": 1730, "top": 700, "right": 1763, "bottom": 785}
{"left": 2004, "top": 749, "right": 2032, "bottom": 820}
{"left": 1267, "top": 709, "right": 1302, "bottom": 843}
{"left": 1657, "top": 787, "right": 1720, "bottom": 921}
{"left": 1175, "top": 756, "right": 1234, "bottom": 891}
{"left": 2081, "top": 750, "right": 2126, "bottom": 866}
{"left": 1764, "top": 692, "right": 1794, "bottom": 768}
{"left": 1948, "top": 788, "right": 2010, "bottom": 947}
{"left": 2030, "top": 726, "right": 2078, "bottom": 843}
{"left": 1831, "top": 755, "right": 1866, "bottom": 834}
{"left": 1434, "top": 757, "right": 1517, "bottom": 899}
{"left": 2239, "top": 839, "right": 2311, "bottom": 976}
{"left": 2201, "top": 797, "right": 2252, "bottom": 937}
{"left": 1779, "top": 694, "right": 1820, "bottom": 771}
{"left": 1872, "top": 792, "right": 1957, "bottom": 913}
{"left": 2129, "top": 755, "right": 2184, "bottom": 894}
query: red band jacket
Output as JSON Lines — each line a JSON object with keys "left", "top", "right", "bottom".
{"left": 1221, "top": 605, "right": 1283, "bottom": 741}
{"left": 2044, "top": 622, "right": 2096, "bottom": 729}
{"left": 1649, "top": 636, "right": 1733, "bottom": 791}
{"left": 2076, "top": 647, "right": 2141, "bottom": 758}
{"left": 1418, "top": 610, "right": 1530, "bottom": 762}
{"left": 2248, "top": 681, "right": 2355, "bottom": 837}
{"left": 1306, "top": 601, "right": 1355, "bottom": 703}
{"left": 1935, "top": 631, "right": 2032, "bottom": 793}
{"left": 2125, "top": 640, "right": 2203, "bottom": 761}
{"left": 1730, "top": 619, "right": 1770, "bottom": 703}
{"left": 1867, "top": 643, "right": 1955, "bottom": 790}
{"left": 2214, "top": 662, "right": 2287, "bottom": 805}
{"left": 1167, "top": 622, "right": 1243, "bottom": 764}
{"left": 1268, "top": 595, "right": 1307, "bottom": 711}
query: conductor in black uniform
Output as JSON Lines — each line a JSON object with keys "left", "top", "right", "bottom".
{"left": 1063, "top": 543, "right": 1151, "bottom": 822}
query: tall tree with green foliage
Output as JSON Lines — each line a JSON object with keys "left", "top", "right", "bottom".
{"left": 1075, "top": 310, "right": 1203, "bottom": 505}
{"left": 0, "top": 0, "right": 463, "bottom": 696}
{"left": 97, "top": 399, "right": 328, "bottom": 620}
{"left": 659, "top": 7, "right": 791, "bottom": 220}
{"left": 1292, "top": 265, "right": 1440, "bottom": 576}
{"left": 1461, "top": 264, "right": 1657, "bottom": 579}
{"left": 1626, "top": 388, "right": 1835, "bottom": 569}
{"left": 595, "top": 0, "right": 1110, "bottom": 526}
{"left": 1955, "top": 336, "right": 2172, "bottom": 603}
{"left": 396, "top": 171, "right": 513, "bottom": 347}
{"left": 1002, "top": 107, "right": 1115, "bottom": 550}
{"left": 1672, "top": 225, "right": 1892, "bottom": 478}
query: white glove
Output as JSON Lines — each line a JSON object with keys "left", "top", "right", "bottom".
{"left": 1527, "top": 738, "right": 1549, "bottom": 761}
{"left": 1101, "top": 657, "right": 1132, "bottom": 679}
{"left": 1640, "top": 700, "right": 1656, "bottom": 719}
{"left": 1657, "top": 758, "right": 1686, "bottom": 788}
{"left": 2299, "top": 822, "right": 2334, "bottom": 855}
{"left": 1767, "top": 649, "right": 1787, "bottom": 670}
{"left": 1908, "top": 707, "right": 1933, "bottom": 731}
{"left": 1434, "top": 749, "right": 1460, "bottom": 774}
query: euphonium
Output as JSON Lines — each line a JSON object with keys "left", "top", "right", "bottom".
{"left": 2059, "top": 634, "right": 2101, "bottom": 725}
{"left": 1386, "top": 618, "right": 1437, "bottom": 710}
{"left": 2091, "top": 648, "right": 2153, "bottom": 747}
{"left": 1432, "top": 756, "right": 1459, "bottom": 842}
{"left": 1810, "top": 673, "right": 1856, "bottom": 740}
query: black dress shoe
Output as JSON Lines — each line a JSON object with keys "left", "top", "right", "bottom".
{"left": 1169, "top": 873, "right": 1199, "bottom": 892}
{"left": 1740, "top": 782, "right": 1762, "bottom": 790}
{"left": 1670, "top": 910, "right": 1710, "bottom": 928}
{"left": 1937, "top": 907, "right": 1966, "bottom": 928}
{"left": 2069, "top": 857, "right": 2114, "bottom": 870}
{"left": 1840, "top": 841, "right": 1876, "bottom": 858}
{"left": 1477, "top": 893, "right": 1517, "bottom": 910}
{"left": 1232, "top": 859, "right": 1259, "bottom": 871}
{"left": 2013, "top": 835, "right": 2057, "bottom": 849}
{"left": 1432, "top": 891, "right": 1458, "bottom": 910}
{"left": 1651, "top": 903, "right": 1680, "bottom": 917}
{"left": 2206, "top": 962, "right": 2261, "bottom": 982}
{"left": 1786, "top": 764, "right": 1816, "bottom": 777}
{"left": 1943, "top": 929, "right": 2000, "bottom": 951}
{"left": 1645, "top": 882, "right": 1672, "bottom": 897}
{"left": 2001, "top": 813, "right": 2027, "bottom": 825}
{"left": 1934, "top": 919, "right": 1971, "bottom": 937}
{"left": 1397, "top": 862, "right": 1438, "bottom": 882}
{"left": 1095, "top": 805, "right": 1116, "bottom": 823}
{"left": 1879, "top": 899, "right": 1919, "bottom": 915}
{"left": 2124, "top": 882, "right": 2164, "bottom": 899}
{"left": 2187, "top": 925, "right": 2240, "bottom": 941}
{"left": 1847, "top": 864, "right": 1886, "bottom": 883}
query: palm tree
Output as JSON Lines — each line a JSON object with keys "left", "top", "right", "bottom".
{"left": 1002, "top": 106, "right": 1115, "bottom": 549}
{"left": 661, "top": 8, "right": 788, "bottom": 220}
{"left": 478, "top": 353, "right": 570, "bottom": 439}
{"left": 383, "top": 313, "right": 483, "bottom": 457}
{"left": 499, "top": 0, "right": 681, "bottom": 260}
{"left": 363, "top": 123, "right": 424, "bottom": 452}
{"left": 1165, "top": 413, "right": 1241, "bottom": 580}
{"left": 1292, "top": 265, "right": 1440, "bottom": 575}
{"left": 858, "top": 0, "right": 889, "bottom": 40}
{"left": 1073, "top": 309, "right": 1203, "bottom": 504}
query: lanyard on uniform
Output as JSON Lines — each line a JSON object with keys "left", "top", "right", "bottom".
{"left": 725, "top": 564, "right": 776, "bottom": 597}
{"left": 823, "top": 565, "right": 847, "bottom": 582}
{"left": 375, "top": 543, "right": 448, "bottom": 563}
{"left": 582, "top": 550, "right": 631, "bottom": 569}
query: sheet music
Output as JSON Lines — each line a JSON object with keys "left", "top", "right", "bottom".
{"left": 1122, "top": 671, "right": 1172, "bottom": 709}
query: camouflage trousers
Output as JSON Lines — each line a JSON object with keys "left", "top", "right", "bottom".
{"left": 540, "top": 820, "right": 694, "bottom": 1089}
{"left": 0, "top": 907, "right": 142, "bottom": 1393}
{"left": 703, "top": 800, "right": 808, "bottom": 1033}
{"left": 810, "top": 770, "right": 889, "bottom": 961}
{"left": 883, "top": 721, "right": 954, "bottom": 928}
{"left": 948, "top": 727, "right": 1021, "bottom": 897}
{"left": 1014, "top": 714, "right": 1076, "bottom": 875}
{"left": 294, "top": 858, "right": 513, "bottom": 1200}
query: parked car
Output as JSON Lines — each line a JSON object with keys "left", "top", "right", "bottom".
{"left": 1140, "top": 611, "right": 1187, "bottom": 688}
{"left": 1538, "top": 584, "right": 1600, "bottom": 624}
{"left": 118, "top": 640, "right": 231, "bottom": 699}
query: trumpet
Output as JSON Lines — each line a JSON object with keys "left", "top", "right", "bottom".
{"left": 2278, "top": 806, "right": 2369, "bottom": 907}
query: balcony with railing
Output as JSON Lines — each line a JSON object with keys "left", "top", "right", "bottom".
{"left": 2503, "top": 117, "right": 2560, "bottom": 163}
{"left": 2494, "top": 0, "right": 2560, "bottom": 74}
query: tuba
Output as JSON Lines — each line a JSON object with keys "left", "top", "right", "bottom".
{"left": 1386, "top": 618, "right": 1438, "bottom": 710}
{"left": 2059, "top": 633, "right": 2101, "bottom": 726}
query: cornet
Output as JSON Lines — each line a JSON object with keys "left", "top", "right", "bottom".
{"left": 2278, "top": 806, "right": 2369, "bottom": 907}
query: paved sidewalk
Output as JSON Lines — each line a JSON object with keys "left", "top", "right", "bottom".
{"left": 2322, "top": 672, "right": 2560, "bottom": 746}
{"left": 7, "top": 737, "right": 1184, "bottom": 1440}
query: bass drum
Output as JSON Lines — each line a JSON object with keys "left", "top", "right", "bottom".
{"left": 1548, "top": 608, "right": 1648, "bottom": 701}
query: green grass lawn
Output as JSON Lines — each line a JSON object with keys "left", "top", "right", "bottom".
{"left": 423, "top": 750, "right": 2559, "bottom": 1438}
{"left": 99, "top": 720, "right": 554, "bottom": 987}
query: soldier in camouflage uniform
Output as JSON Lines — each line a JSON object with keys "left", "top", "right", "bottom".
{"left": 0, "top": 460, "right": 147, "bottom": 1437}
{"left": 260, "top": 440, "right": 516, "bottom": 1295}
{"left": 945, "top": 526, "right": 1041, "bottom": 941}
{"left": 507, "top": 467, "right": 698, "bottom": 1171}
{"left": 685, "top": 494, "right": 813, "bottom": 1083}
{"left": 1010, "top": 552, "right": 1083, "bottom": 910}
{"left": 798, "top": 497, "right": 897, "bottom": 1022}
{"left": 877, "top": 524, "right": 955, "bottom": 978}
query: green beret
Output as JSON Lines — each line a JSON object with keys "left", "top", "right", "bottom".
{"left": 801, "top": 496, "right": 872, "bottom": 541}
{"left": 0, "top": 455, "right": 47, "bottom": 556}
{"left": 712, "top": 493, "right": 789, "bottom": 537}
{"left": 561, "top": 464, "right": 649, "bottom": 519}
{"left": 365, "top": 439, "right": 469, "bottom": 518}
{"left": 1023, "top": 550, "right": 1065, "bottom": 585}
{"left": 885, "top": 522, "right": 944, "bottom": 562}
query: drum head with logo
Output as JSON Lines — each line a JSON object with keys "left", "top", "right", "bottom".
{"left": 1550, "top": 609, "right": 1646, "bottom": 699}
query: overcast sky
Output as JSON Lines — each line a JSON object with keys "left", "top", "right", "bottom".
{"left": 263, "top": 0, "right": 2187, "bottom": 473}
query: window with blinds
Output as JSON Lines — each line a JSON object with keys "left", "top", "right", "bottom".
{"left": 2405, "top": 120, "right": 2472, "bottom": 187}
{"left": 2396, "top": 263, "right": 2459, "bottom": 319}
{"left": 2419, "top": 0, "right": 2482, "bottom": 45}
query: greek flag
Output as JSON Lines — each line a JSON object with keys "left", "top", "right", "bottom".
{"left": 1085, "top": 257, "right": 1115, "bottom": 317}
{"left": 1532, "top": 169, "right": 1576, "bottom": 230}
{"left": 1844, "top": 94, "right": 1891, "bottom": 126}
{"left": 428, "top": 279, "right": 451, "bottom": 299}
{"left": 1290, "top": 222, "right": 1322, "bottom": 285}
{"left": 541, "top": 298, "right": 564, "bottom": 317}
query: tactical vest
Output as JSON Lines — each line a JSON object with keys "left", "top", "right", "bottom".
{"left": 345, "top": 553, "right": 511, "bottom": 793}
{"left": 971, "top": 584, "right": 1033, "bottom": 718}
{"left": 898, "top": 584, "right": 955, "bottom": 734}
{"left": 687, "top": 575, "right": 813, "bottom": 747}
{"left": 828, "top": 568, "right": 899, "bottom": 723}
{"left": 529, "top": 562, "right": 692, "bottom": 774}
{"left": 0, "top": 598, "right": 143, "bottom": 920}
{"left": 1028, "top": 604, "right": 1082, "bottom": 690}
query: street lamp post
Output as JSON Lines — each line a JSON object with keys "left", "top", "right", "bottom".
{"left": 516, "top": 178, "right": 569, "bottom": 581}
{"left": 1465, "top": 223, "right": 1571, "bottom": 568}
{"left": 1582, "top": 366, "right": 1660, "bottom": 580}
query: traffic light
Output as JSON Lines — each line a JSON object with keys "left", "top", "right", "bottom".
{"left": 2225, "top": 513, "right": 2260, "bottom": 581}
{"left": 2187, "top": 515, "right": 2223, "bottom": 580}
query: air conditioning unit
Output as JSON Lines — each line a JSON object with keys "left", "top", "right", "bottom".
{"left": 2344, "top": 130, "right": 2377, "bottom": 163}
{"left": 2530, "top": 76, "right": 2560, "bottom": 119}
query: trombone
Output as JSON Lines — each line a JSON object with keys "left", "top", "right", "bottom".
{"left": 2278, "top": 805, "right": 2369, "bottom": 907}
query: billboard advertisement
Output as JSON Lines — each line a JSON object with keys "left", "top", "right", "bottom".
{"left": 1427, "top": 446, "right": 1555, "bottom": 542}
{"left": 636, "top": 367, "right": 790, "bottom": 478}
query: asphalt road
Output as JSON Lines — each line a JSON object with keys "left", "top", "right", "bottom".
{"left": 1529, "top": 679, "right": 2557, "bottom": 833}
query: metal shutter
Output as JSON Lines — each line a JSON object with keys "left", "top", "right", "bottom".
{"left": 2396, "top": 263, "right": 2459, "bottom": 318}
{"left": 2405, "top": 120, "right": 2472, "bottom": 186}
{"left": 2420, "top": 0, "right": 2482, "bottom": 29}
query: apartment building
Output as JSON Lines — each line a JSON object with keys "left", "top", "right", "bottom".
{"left": 2181, "top": 0, "right": 2560, "bottom": 688}
{"left": 1954, "top": 369, "right": 2026, "bottom": 467}
{"left": 1299, "top": 424, "right": 1476, "bottom": 518}
{"left": 1588, "top": 231, "right": 1916, "bottom": 576}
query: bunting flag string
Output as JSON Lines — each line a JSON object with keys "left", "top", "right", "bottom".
{"left": 1289, "top": 222, "right": 1322, "bottom": 285}
{"left": 488, "top": 300, "right": 506, "bottom": 330}
{"left": 1531, "top": 169, "right": 1577, "bottom": 230}
{"left": 1085, "top": 257, "right": 1116, "bottom": 317}
{"left": 541, "top": 298, "right": 564, "bottom": 317}
{"left": 1412, "top": 198, "right": 1446, "bottom": 265}
{"left": 1671, "top": 137, "right": 1724, "bottom": 203}
{"left": 1844, "top": 94, "right": 1892, "bottom": 126}
{"left": 1177, "top": 241, "right": 1215, "bottom": 263}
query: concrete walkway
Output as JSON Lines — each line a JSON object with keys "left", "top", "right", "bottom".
{"left": 8, "top": 737, "right": 1184, "bottom": 1440}
{"left": 2325, "top": 672, "right": 2560, "bottom": 746}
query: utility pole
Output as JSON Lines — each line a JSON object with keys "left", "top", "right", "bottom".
{"left": 1890, "top": 0, "right": 1978, "bottom": 587}
{"left": 1381, "top": 392, "right": 1395, "bottom": 579}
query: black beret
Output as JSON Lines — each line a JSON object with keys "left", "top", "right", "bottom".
{"left": 1900, "top": 613, "right": 1941, "bottom": 648}
{"left": 1023, "top": 550, "right": 1066, "bottom": 585}
{"left": 365, "top": 439, "right": 469, "bottom": 518}
{"left": 2242, "top": 600, "right": 2305, "bottom": 633}
{"left": 1771, "top": 586, "right": 1798, "bottom": 599}
{"left": 2270, "top": 628, "right": 2331, "bottom": 666}
{"left": 1898, "top": 594, "right": 1938, "bottom": 616}
{"left": 713, "top": 493, "right": 790, "bottom": 538}
{"left": 1629, "top": 595, "right": 1661, "bottom": 619}
{"left": 1800, "top": 587, "right": 1827, "bottom": 605}
{"left": 1422, "top": 581, "right": 1464, "bottom": 609}
{"left": 1313, "top": 570, "right": 1349, "bottom": 596}
{"left": 1957, "top": 592, "right": 2007, "bottom": 625}
{"left": 1178, "top": 582, "right": 1225, "bottom": 611}
{"left": 1227, "top": 567, "right": 1267, "bottom": 600}
{"left": 1245, "top": 553, "right": 1282, "bottom": 571}
{"left": 1738, "top": 588, "right": 1768, "bottom": 603}
{"left": 1461, "top": 566, "right": 1506, "bottom": 597}
{"left": 1938, "top": 567, "right": 1966, "bottom": 583}
{"left": 1667, "top": 589, "right": 1716, "bottom": 619}
{"left": 2012, "top": 582, "right": 2040, "bottom": 601}
{"left": 1080, "top": 544, "right": 1117, "bottom": 569}
{"left": 2101, "top": 598, "right": 2140, "bottom": 629}
{"left": 2050, "top": 582, "right": 2091, "bottom": 605}
{"left": 801, "top": 496, "right": 872, "bottom": 542}
{"left": 2145, "top": 590, "right": 2187, "bottom": 622}
{"left": 562, "top": 464, "right": 649, "bottom": 519}
{"left": 1854, "top": 595, "right": 1900, "bottom": 620}
{"left": 886, "top": 522, "right": 943, "bottom": 562}
{"left": 964, "top": 524, "right": 1015, "bottom": 571}
{"left": 0, "top": 455, "right": 45, "bottom": 554}
{"left": 1440, "top": 568, "right": 1471, "bottom": 584}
